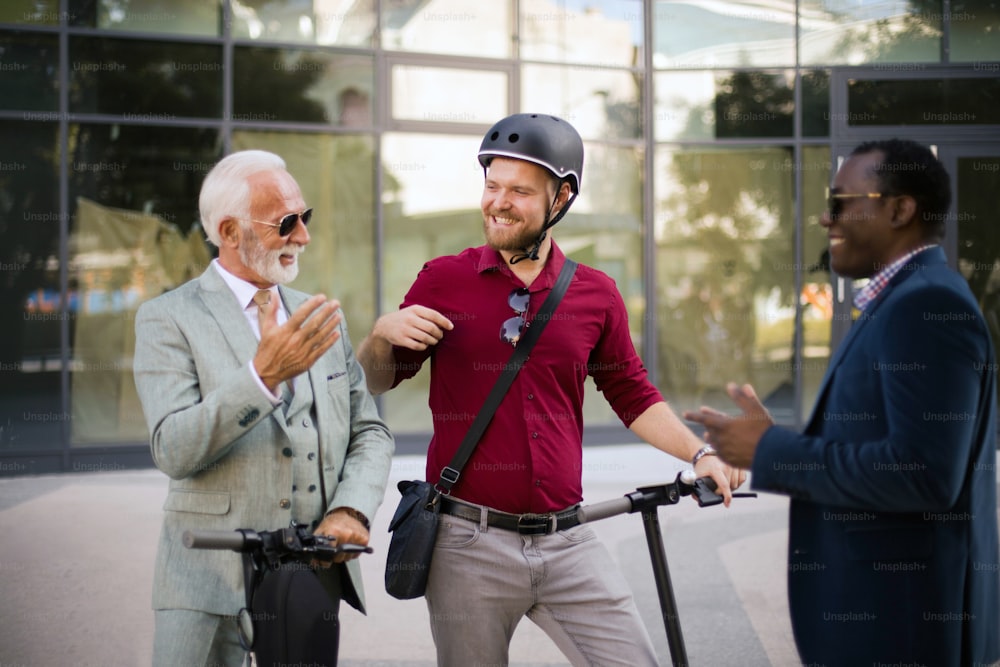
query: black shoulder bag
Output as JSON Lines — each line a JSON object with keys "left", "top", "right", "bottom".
{"left": 385, "top": 259, "right": 578, "bottom": 600}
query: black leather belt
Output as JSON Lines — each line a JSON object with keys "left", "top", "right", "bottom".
{"left": 438, "top": 496, "right": 580, "bottom": 535}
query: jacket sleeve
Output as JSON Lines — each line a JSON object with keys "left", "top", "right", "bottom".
{"left": 751, "top": 283, "right": 992, "bottom": 512}
{"left": 133, "top": 298, "right": 277, "bottom": 480}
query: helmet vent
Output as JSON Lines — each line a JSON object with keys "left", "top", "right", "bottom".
{"left": 508, "top": 133, "right": 519, "bottom": 143}
{"left": 490, "top": 131, "right": 500, "bottom": 141}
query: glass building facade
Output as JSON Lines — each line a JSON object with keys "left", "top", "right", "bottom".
{"left": 1, "top": 0, "right": 998, "bottom": 475}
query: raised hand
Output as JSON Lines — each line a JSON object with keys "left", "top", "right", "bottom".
{"left": 683, "top": 383, "right": 774, "bottom": 469}
{"left": 253, "top": 293, "right": 342, "bottom": 393}
{"left": 374, "top": 305, "right": 454, "bottom": 351}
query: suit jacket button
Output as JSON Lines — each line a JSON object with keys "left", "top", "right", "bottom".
{"left": 302, "top": 418, "right": 311, "bottom": 428}
{"left": 279, "top": 499, "right": 291, "bottom": 509}
{"left": 282, "top": 447, "right": 293, "bottom": 457}
{"left": 307, "top": 452, "right": 316, "bottom": 461}
{"left": 308, "top": 484, "right": 317, "bottom": 493}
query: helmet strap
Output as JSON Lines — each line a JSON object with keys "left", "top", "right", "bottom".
{"left": 508, "top": 186, "right": 576, "bottom": 265}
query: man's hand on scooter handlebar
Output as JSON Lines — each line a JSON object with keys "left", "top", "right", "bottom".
{"left": 680, "top": 470, "right": 757, "bottom": 508}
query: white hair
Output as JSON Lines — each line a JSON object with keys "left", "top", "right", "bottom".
{"left": 199, "top": 150, "right": 287, "bottom": 246}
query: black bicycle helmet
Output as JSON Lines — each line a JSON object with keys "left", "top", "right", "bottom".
{"left": 478, "top": 113, "right": 584, "bottom": 262}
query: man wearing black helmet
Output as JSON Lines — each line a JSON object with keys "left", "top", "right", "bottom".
{"left": 359, "top": 113, "right": 746, "bottom": 666}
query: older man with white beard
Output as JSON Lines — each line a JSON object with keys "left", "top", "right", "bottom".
{"left": 133, "top": 150, "right": 393, "bottom": 666}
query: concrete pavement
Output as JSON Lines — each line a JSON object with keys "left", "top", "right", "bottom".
{"left": 0, "top": 444, "right": 800, "bottom": 666}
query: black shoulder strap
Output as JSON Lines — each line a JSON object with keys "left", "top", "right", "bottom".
{"left": 436, "top": 259, "right": 578, "bottom": 492}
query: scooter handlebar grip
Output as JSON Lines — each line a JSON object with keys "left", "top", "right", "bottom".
{"left": 576, "top": 497, "right": 633, "bottom": 523}
{"left": 182, "top": 529, "right": 248, "bottom": 551}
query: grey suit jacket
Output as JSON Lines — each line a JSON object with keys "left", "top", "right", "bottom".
{"left": 133, "top": 264, "right": 393, "bottom": 616}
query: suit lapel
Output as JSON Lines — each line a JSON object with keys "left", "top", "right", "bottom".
{"left": 196, "top": 266, "right": 259, "bottom": 363}
{"left": 196, "top": 266, "right": 293, "bottom": 434}
{"left": 806, "top": 248, "right": 947, "bottom": 429}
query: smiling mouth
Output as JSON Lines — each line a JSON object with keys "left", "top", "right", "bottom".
{"left": 829, "top": 237, "right": 844, "bottom": 247}
{"left": 492, "top": 215, "right": 518, "bottom": 226}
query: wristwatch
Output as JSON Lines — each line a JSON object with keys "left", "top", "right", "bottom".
{"left": 691, "top": 444, "right": 718, "bottom": 466}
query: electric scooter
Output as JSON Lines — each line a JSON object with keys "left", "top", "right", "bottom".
{"left": 575, "top": 470, "right": 756, "bottom": 667}
{"left": 184, "top": 522, "right": 371, "bottom": 667}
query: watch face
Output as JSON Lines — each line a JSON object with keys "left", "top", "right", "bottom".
{"left": 237, "top": 607, "right": 254, "bottom": 649}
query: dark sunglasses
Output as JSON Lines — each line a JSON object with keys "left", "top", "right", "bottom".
{"left": 250, "top": 208, "right": 313, "bottom": 237}
{"left": 827, "top": 192, "right": 883, "bottom": 219}
{"left": 500, "top": 287, "right": 530, "bottom": 347}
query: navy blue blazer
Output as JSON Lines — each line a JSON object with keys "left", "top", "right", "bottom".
{"left": 753, "top": 247, "right": 1000, "bottom": 666}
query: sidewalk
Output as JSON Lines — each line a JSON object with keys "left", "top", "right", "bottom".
{"left": 0, "top": 445, "right": 799, "bottom": 666}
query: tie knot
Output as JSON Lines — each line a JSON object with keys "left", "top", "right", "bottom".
{"left": 252, "top": 289, "right": 272, "bottom": 308}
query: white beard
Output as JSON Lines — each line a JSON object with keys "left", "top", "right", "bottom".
{"left": 239, "top": 227, "right": 302, "bottom": 285}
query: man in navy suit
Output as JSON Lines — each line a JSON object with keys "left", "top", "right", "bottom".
{"left": 686, "top": 139, "right": 1000, "bottom": 666}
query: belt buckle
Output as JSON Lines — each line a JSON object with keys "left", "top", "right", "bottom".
{"left": 516, "top": 512, "right": 557, "bottom": 535}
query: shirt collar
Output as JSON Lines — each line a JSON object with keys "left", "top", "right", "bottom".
{"left": 853, "top": 244, "right": 937, "bottom": 311}
{"left": 474, "top": 241, "right": 567, "bottom": 292}
{"left": 212, "top": 258, "right": 278, "bottom": 309}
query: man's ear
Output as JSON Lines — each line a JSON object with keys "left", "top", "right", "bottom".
{"left": 550, "top": 180, "right": 573, "bottom": 214}
{"left": 889, "top": 194, "right": 919, "bottom": 229}
{"left": 218, "top": 218, "right": 242, "bottom": 248}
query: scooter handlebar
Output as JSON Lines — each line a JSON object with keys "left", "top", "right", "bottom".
{"left": 182, "top": 529, "right": 253, "bottom": 551}
{"left": 576, "top": 496, "right": 633, "bottom": 523}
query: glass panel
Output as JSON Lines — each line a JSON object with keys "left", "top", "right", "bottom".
{"left": 381, "top": 0, "right": 511, "bottom": 58}
{"left": 802, "top": 69, "right": 831, "bottom": 137}
{"left": 653, "top": 0, "right": 795, "bottom": 68}
{"left": 956, "top": 154, "right": 1000, "bottom": 372}
{"left": 522, "top": 64, "right": 641, "bottom": 140}
{"left": 799, "top": 0, "right": 942, "bottom": 66}
{"left": 67, "top": 124, "right": 220, "bottom": 445}
{"left": 232, "top": 131, "right": 377, "bottom": 347}
{"left": 950, "top": 1, "right": 1000, "bottom": 62}
{"left": 847, "top": 77, "right": 1000, "bottom": 126}
{"left": 520, "top": 0, "right": 643, "bottom": 67}
{"left": 654, "top": 146, "right": 797, "bottom": 422}
{"left": 232, "top": 0, "right": 376, "bottom": 47}
{"left": 391, "top": 66, "right": 507, "bottom": 125}
{"left": 68, "top": 0, "right": 220, "bottom": 37}
{"left": 0, "top": 31, "right": 59, "bottom": 112}
{"left": 799, "top": 146, "right": 834, "bottom": 421}
{"left": 1, "top": 0, "right": 61, "bottom": 25}
{"left": 654, "top": 70, "right": 794, "bottom": 141}
{"left": 69, "top": 37, "right": 223, "bottom": 119}
{"left": 562, "top": 143, "right": 646, "bottom": 424}
{"left": 0, "top": 121, "right": 61, "bottom": 453}
{"left": 234, "top": 47, "right": 374, "bottom": 125}
{"left": 380, "top": 132, "right": 484, "bottom": 434}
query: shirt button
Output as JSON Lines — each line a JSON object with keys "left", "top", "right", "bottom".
{"left": 527, "top": 393, "right": 534, "bottom": 400}
{"left": 535, "top": 480, "right": 542, "bottom": 487}
{"left": 302, "top": 418, "right": 311, "bottom": 428}
{"left": 531, "top": 432, "right": 539, "bottom": 439}
{"left": 282, "top": 447, "right": 293, "bottom": 457}
{"left": 279, "top": 499, "right": 291, "bottom": 509}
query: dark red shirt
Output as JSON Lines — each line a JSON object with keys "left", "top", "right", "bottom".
{"left": 393, "top": 242, "right": 663, "bottom": 513}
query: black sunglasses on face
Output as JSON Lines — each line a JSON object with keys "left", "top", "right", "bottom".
{"left": 500, "top": 287, "right": 530, "bottom": 347}
{"left": 827, "top": 192, "right": 883, "bottom": 219}
{"left": 250, "top": 208, "right": 313, "bottom": 237}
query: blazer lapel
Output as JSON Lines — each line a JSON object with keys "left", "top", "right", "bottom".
{"left": 196, "top": 266, "right": 260, "bottom": 363}
{"left": 197, "top": 266, "right": 292, "bottom": 434}
{"left": 805, "top": 309, "right": 874, "bottom": 429}
{"left": 805, "top": 247, "right": 946, "bottom": 429}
